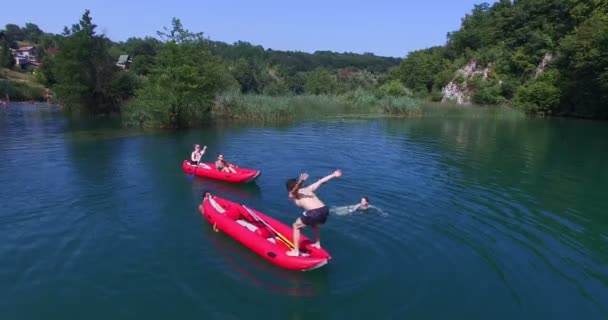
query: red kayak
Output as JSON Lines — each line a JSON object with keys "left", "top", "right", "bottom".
{"left": 183, "top": 160, "right": 260, "bottom": 183}
{"left": 200, "top": 194, "right": 331, "bottom": 271}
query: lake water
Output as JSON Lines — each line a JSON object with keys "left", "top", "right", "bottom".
{"left": 1, "top": 104, "right": 607, "bottom": 319}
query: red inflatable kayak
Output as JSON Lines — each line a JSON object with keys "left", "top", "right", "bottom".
{"left": 183, "top": 160, "right": 260, "bottom": 183}
{"left": 200, "top": 194, "right": 331, "bottom": 271}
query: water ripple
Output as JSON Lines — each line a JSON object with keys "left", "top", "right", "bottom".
{"left": 1, "top": 107, "right": 607, "bottom": 319}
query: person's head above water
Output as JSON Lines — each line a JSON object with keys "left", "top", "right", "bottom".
{"left": 360, "top": 196, "right": 370, "bottom": 208}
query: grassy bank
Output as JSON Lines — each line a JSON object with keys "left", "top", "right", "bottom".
{"left": 0, "top": 68, "right": 47, "bottom": 102}
{"left": 211, "top": 91, "right": 423, "bottom": 122}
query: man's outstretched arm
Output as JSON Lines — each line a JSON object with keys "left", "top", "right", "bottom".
{"left": 305, "top": 170, "right": 342, "bottom": 193}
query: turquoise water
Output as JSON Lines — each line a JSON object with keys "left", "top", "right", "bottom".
{"left": 1, "top": 105, "right": 607, "bottom": 319}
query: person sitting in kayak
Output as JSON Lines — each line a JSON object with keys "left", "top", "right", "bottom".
{"left": 190, "top": 144, "right": 206, "bottom": 165}
{"left": 215, "top": 154, "right": 237, "bottom": 173}
{"left": 285, "top": 169, "right": 342, "bottom": 256}
{"left": 349, "top": 196, "right": 370, "bottom": 212}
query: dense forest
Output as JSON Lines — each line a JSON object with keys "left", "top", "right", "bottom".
{"left": 391, "top": 0, "right": 608, "bottom": 119}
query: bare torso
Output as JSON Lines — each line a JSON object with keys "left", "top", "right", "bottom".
{"left": 191, "top": 151, "right": 201, "bottom": 162}
{"left": 291, "top": 187, "right": 325, "bottom": 211}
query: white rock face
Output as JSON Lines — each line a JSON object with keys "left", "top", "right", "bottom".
{"left": 441, "top": 60, "right": 492, "bottom": 105}
{"left": 441, "top": 81, "right": 470, "bottom": 104}
{"left": 441, "top": 53, "right": 554, "bottom": 105}
{"left": 534, "top": 53, "right": 555, "bottom": 79}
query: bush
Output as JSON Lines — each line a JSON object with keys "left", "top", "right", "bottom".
{"left": 513, "top": 69, "right": 561, "bottom": 115}
{"left": 378, "top": 79, "right": 413, "bottom": 97}
{"left": 211, "top": 90, "right": 423, "bottom": 121}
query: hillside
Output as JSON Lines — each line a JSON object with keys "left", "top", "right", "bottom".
{"left": 392, "top": 0, "right": 608, "bottom": 119}
{"left": 1, "top": 21, "right": 402, "bottom": 101}
{"left": 109, "top": 37, "right": 401, "bottom": 95}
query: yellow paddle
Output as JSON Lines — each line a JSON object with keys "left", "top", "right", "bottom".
{"left": 242, "top": 205, "right": 296, "bottom": 249}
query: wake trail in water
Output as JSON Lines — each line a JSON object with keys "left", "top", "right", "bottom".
{"left": 330, "top": 204, "right": 388, "bottom": 217}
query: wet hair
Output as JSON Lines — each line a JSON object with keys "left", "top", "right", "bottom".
{"left": 286, "top": 178, "right": 297, "bottom": 192}
{"left": 363, "top": 196, "right": 370, "bottom": 203}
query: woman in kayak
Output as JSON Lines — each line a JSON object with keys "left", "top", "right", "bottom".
{"left": 285, "top": 169, "right": 342, "bottom": 256}
{"left": 190, "top": 144, "right": 206, "bottom": 165}
{"left": 215, "top": 154, "right": 237, "bottom": 173}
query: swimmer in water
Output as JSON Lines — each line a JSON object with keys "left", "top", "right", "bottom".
{"left": 349, "top": 196, "right": 370, "bottom": 212}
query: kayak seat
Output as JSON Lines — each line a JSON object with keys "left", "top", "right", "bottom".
{"left": 209, "top": 197, "right": 240, "bottom": 220}
{"left": 236, "top": 219, "right": 258, "bottom": 232}
{"left": 208, "top": 197, "right": 225, "bottom": 213}
{"left": 234, "top": 219, "right": 274, "bottom": 239}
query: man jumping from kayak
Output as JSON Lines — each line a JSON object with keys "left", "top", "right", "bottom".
{"left": 285, "top": 169, "right": 342, "bottom": 256}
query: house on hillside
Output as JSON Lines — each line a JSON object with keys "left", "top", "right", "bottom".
{"left": 116, "top": 55, "right": 132, "bottom": 70}
{"left": 10, "top": 46, "right": 39, "bottom": 68}
{"left": 12, "top": 46, "right": 38, "bottom": 61}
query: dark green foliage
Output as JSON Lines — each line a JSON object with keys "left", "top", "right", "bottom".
{"left": 50, "top": 10, "right": 122, "bottom": 114}
{"left": 3, "top": 24, "right": 24, "bottom": 43}
{"left": 304, "top": 68, "right": 337, "bottom": 95}
{"left": 557, "top": 10, "right": 608, "bottom": 118}
{"left": 23, "top": 23, "right": 43, "bottom": 43}
{"left": 208, "top": 40, "right": 400, "bottom": 74}
{"left": 125, "top": 18, "right": 235, "bottom": 128}
{"left": 514, "top": 69, "right": 561, "bottom": 114}
{"left": 392, "top": 0, "right": 608, "bottom": 119}
{"left": 379, "top": 79, "right": 412, "bottom": 97}
{"left": 0, "top": 37, "right": 15, "bottom": 68}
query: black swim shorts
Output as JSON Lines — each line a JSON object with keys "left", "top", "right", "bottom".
{"left": 301, "top": 206, "right": 329, "bottom": 226}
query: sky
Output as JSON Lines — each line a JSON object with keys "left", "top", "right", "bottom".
{"left": 1, "top": 0, "right": 493, "bottom": 58}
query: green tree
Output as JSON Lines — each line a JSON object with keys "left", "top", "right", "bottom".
{"left": 4, "top": 24, "right": 24, "bottom": 43}
{"left": 304, "top": 68, "right": 337, "bottom": 95}
{"left": 513, "top": 69, "right": 561, "bottom": 114}
{"left": 378, "top": 79, "right": 412, "bottom": 97}
{"left": 50, "top": 9, "right": 120, "bottom": 113}
{"left": 0, "top": 36, "right": 15, "bottom": 68}
{"left": 558, "top": 11, "right": 608, "bottom": 118}
{"left": 22, "top": 23, "right": 43, "bottom": 43}
{"left": 128, "top": 18, "right": 234, "bottom": 128}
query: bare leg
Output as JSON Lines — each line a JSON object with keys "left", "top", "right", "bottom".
{"left": 287, "top": 218, "right": 305, "bottom": 256}
{"left": 312, "top": 225, "right": 321, "bottom": 248}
